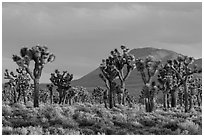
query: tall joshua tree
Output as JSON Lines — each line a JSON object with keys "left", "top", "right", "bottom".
{"left": 12, "top": 45, "right": 55, "bottom": 107}
{"left": 50, "top": 69, "right": 73, "bottom": 104}
{"left": 135, "top": 56, "right": 161, "bottom": 112}
{"left": 109, "top": 45, "right": 136, "bottom": 105}
{"left": 167, "top": 55, "right": 201, "bottom": 112}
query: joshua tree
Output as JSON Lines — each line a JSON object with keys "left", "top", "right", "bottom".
{"left": 99, "top": 45, "right": 135, "bottom": 108}
{"left": 4, "top": 69, "right": 18, "bottom": 103}
{"left": 167, "top": 55, "right": 201, "bottom": 112}
{"left": 109, "top": 45, "right": 136, "bottom": 105}
{"left": 4, "top": 68, "right": 30, "bottom": 104}
{"left": 99, "top": 58, "right": 118, "bottom": 108}
{"left": 157, "top": 64, "right": 181, "bottom": 109}
{"left": 135, "top": 56, "right": 161, "bottom": 112}
{"left": 12, "top": 45, "right": 55, "bottom": 107}
{"left": 50, "top": 69, "right": 73, "bottom": 104}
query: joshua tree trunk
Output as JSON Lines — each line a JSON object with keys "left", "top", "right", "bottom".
{"left": 58, "top": 89, "right": 63, "bottom": 104}
{"left": 163, "top": 93, "right": 168, "bottom": 110}
{"left": 167, "top": 93, "right": 170, "bottom": 108}
{"left": 50, "top": 90, "right": 53, "bottom": 104}
{"left": 68, "top": 98, "right": 72, "bottom": 105}
{"left": 16, "top": 88, "right": 21, "bottom": 102}
{"left": 121, "top": 81, "right": 125, "bottom": 105}
{"left": 23, "top": 90, "right": 26, "bottom": 104}
{"left": 118, "top": 93, "right": 122, "bottom": 105}
{"left": 189, "top": 94, "right": 193, "bottom": 111}
{"left": 145, "top": 98, "right": 151, "bottom": 112}
{"left": 13, "top": 87, "right": 17, "bottom": 103}
{"left": 113, "top": 93, "right": 116, "bottom": 107}
{"left": 109, "top": 81, "right": 114, "bottom": 109}
{"left": 197, "top": 95, "right": 200, "bottom": 107}
{"left": 170, "top": 89, "right": 177, "bottom": 108}
{"left": 34, "top": 78, "right": 40, "bottom": 107}
{"left": 183, "top": 81, "right": 189, "bottom": 112}
{"left": 122, "top": 93, "right": 126, "bottom": 106}
{"left": 149, "top": 97, "right": 154, "bottom": 112}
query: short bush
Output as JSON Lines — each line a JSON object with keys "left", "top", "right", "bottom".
{"left": 2, "top": 104, "right": 13, "bottom": 116}
{"left": 178, "top": 120, "right": 201, "bottom": 135}
{"left": 2, "top": 126, "right": 13, "bottom": 135}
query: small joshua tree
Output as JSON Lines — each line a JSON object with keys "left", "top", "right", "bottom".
{"left": 167, "top": 55, "right": 201, "bottom": 112}
{"left": 50, "top": 69, "right": 73, "bottom": 104}
{"left": 12, "top": 45, "right": 55, "bottom": 107}
{"left": 47, "top": 84, "right": 54, "bottom": 104}
{"left": 135, "top": 55, "right": 161, "bottom": 112}
{"left": 92, "top": 87, "right": 104, "bottom": 104}
{"left": 4, "top": 69, "right": 18, "bottom": 103}
{"left": 4, "top": 68, "right": 30, "bottom": 104}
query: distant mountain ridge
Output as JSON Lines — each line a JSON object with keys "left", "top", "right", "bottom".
{"left": 71, "top": 47, "right": 202, "bottom": 96}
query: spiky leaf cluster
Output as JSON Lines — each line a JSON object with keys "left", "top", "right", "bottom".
{"left": 13, "top": 45, "right": 55, "bottom": 67}
{"left": 99, "top": 45, "right": 135, "bottom": 83}
{"left": 167, "top": 55, "right": 201, "bottom": 81}
{"left": 50, "top": 69, "right": 73, "bottom": 90}
{"left": 157, "top": 64, "right": 180, "bottom": 91}
{"left": 99, "top": 58, "right": 119, "bottom": 82}
{"left": 4, "top": 68, "right": 30, "bottom": 88}
{"left": 110, "top": 45, "right": 135, "bottom": 71}
{"left": 135, "top": 55, "right": 161, "bottom": 84}
{"left": 136, "top": 56, "right": 160, "bottom": 75}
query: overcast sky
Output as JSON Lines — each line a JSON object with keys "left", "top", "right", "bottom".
{"left": 2, "top": 2, "right": 202, "bottom": 83}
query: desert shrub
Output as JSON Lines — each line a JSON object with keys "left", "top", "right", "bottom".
{"left": 55, "top": 106, "right": 78, "bottom": 128}
{"left": 2, "top": 104, "right": 13, "bottom": 116}
{"left": 2, "top": 116, "right": 12, "bottom": 127}
{"left": 61, "top": 105, "right": 76, "bottom": 117}
{"left": 102, "top": 126, "right": 117, "bottom": 135}
{"left": 75, "top": 105, "right": 92, "bottom": 113}
{"left": 7, "top": 126, "right": 43, "bottom": 135}
{"left": 112, "top": 113, "right": 127, "bottom": 123}
{"left": 43, "top": 126, "right": 80, "bottom": 135}
{"left": 2, "top": 126, "right": 13, "bottom": 135}
{"left": 45, "top": 126, "right": 64, "bottom": 135}
{"left": 162, "top": 121, "right": 179, "bottom": 131}
{"left": 178, "top": 120, "right": 201, "bottom": 135}
{"left": 63, "top": 128, "right": 81, "bottom": 135}
{"left": 41, "top": 105, "right": 78, "bottom": 128}
{"left": 91, "top": 105, "right": 113, "bottom": 120}
{"left": 73, "top": 111, "right": 100, "bottom": 126}
{"left": 9, "top": 117, "right": 40, "bottom": 128}
{"left": 137, "top": 116, "right": 157, "bottom": 127}
{"left": 129, "top": 121, "right": 143, "bottom": 128}
{"left": 80, "top": 128, "right": 95, "bottom": 135}
{"left": 147, "top": 127, "right": 174, "bottom": 135}
{"left": 26, "top": 101, "right": 33, "bottom": 108}
{"left": 12, "top": 102, "right": 26, "bottom": 110}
